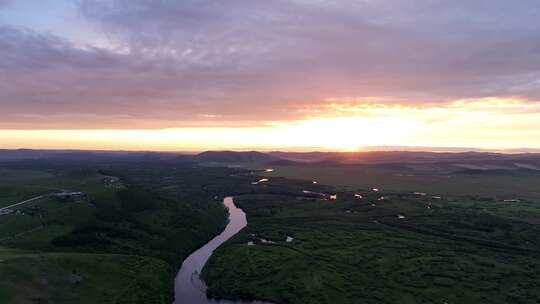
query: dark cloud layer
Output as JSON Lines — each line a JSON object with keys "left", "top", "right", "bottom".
{"left": 1, "top": 0, "right": 540, "bottom": 128}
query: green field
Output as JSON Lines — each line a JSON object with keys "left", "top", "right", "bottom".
{"left": 0, "top": 159, "right": 234, "bottom": 303}
{"left": 204, "top": 177, "right": 540, "bottom": 304}
{"left": 0, "top": 168, "right": 108, "bottom": 208}
{"left": 0, "top": 247, "right": 170, "bottom": 304}
{"left": 264, "top": 165, "right": 540, "bottom": 201}
{"left": 3, "top": 155, "right": 540, "bottom": 303}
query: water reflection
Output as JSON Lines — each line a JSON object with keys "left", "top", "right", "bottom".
{"left": 174, "top": 197, "right": 272, "bottom": 304}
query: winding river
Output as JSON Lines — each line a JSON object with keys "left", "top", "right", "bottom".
{"left": 174, "top": 197, "right": 271, "bottom": 304}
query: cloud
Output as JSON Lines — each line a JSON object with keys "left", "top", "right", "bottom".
{"left": 1, "top": 0, "right": 540, "bottom": 129}
{"left": 3, "top": 98, "right": 540, "bottom": 151}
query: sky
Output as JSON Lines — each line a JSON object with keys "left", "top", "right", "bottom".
{"left": 1, "top": 0, "right": 540, "bottom": 151}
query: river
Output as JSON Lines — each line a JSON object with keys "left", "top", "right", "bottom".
{"left": 174, "top": 196, "right": 271, "bottom": 304}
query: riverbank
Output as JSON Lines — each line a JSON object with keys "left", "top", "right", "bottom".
{"left": 175, "top": 197, "right": 273, "bottom": 304}
{"left": 203, "top": 188, "right": 540, "bottom": 304}
{"left": 0, "top": 161, "right": 234, "bottom": 304}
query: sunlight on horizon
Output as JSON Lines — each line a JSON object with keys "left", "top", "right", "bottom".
{"left": 2, "top": 98, "right": 540, "bottom": 152}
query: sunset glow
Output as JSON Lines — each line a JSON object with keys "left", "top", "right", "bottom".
{"left": 1, "top": 1, "right": 540, "bottom": 151}
{"left": 2, "top": 98, "right": 539, "bottom": 151}
{"left": 3, "top": 2, "right": 540, "bottom": 303}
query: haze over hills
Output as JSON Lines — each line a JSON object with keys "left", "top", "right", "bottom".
{"left": 2, "top": 149, "right": 539, "bottom": 304}
{"left": 192, "top": 151, "right": 278, "bottom": 164}
{"left": 3, "top": 1, "right": 540, "bottom": 303}
{"left": 2, "top": 149, "right": 540, "bottom": 175}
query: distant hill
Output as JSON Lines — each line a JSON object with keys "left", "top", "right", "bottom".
{"left": 0, "top": 149, "right": 184, "bottom": 164}
{"left": 2, "top": 149, "right": 540, "bottom": 174}
{"left": 266, "top": 151, "right": 540, "bottom": 176}
{"left": 0, "top": 149, "right": 59, "bottom": 161}
{"left": 265, "top": 159, "right": 302, "bottom": 166}
{"left": 193, "top": 151, "right": 277, "bottom": 164}
{"left": 270, "top": 151, "right": 540, "bottom": 164}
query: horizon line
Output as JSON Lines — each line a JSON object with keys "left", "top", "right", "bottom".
{"left": 2, "top": 145, "right": 540, "bottom": 155}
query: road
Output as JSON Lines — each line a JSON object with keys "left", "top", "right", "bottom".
{"left": 0, "top": 194, "right": 50, "bottom": 212}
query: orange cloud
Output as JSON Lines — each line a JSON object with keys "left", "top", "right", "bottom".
{"left": 1, "top": 98, "right": 539, "bottom": 151}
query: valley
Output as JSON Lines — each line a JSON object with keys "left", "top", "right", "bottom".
{"left": 1, "top": 150, "right": 540, "bottom": 303}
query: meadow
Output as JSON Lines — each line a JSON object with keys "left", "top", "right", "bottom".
{"left": 0, "top": 157, "right": 236, "bottom": 303}
{"left": 3, "top": 154, "right": 540, "bottom": 303}
{"left": 204, "top": 175, "right": 540, "bottom": 304}
{"left": 0, "top": 247, "right": 170, "bottom": 304}
{"left": 264, "top": 165, "right": 540, "bottom": 201}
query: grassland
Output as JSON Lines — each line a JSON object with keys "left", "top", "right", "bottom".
{"left": 3, "top": 153, "right": 540, "bottom": 303}
{"left": 0, "top": 247, "right": 170, "bottom": 304}
{"left": 0, "top": 158, "right": 236, "bottom": 303}
{"left": 0, "top": 168, "right": 106, "bottom": 208}
{"left": 203, "top": 176, "right": 540, "bottom": 304}
{"left": 264, "top": 165, "right": 540, "bottom": 201}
